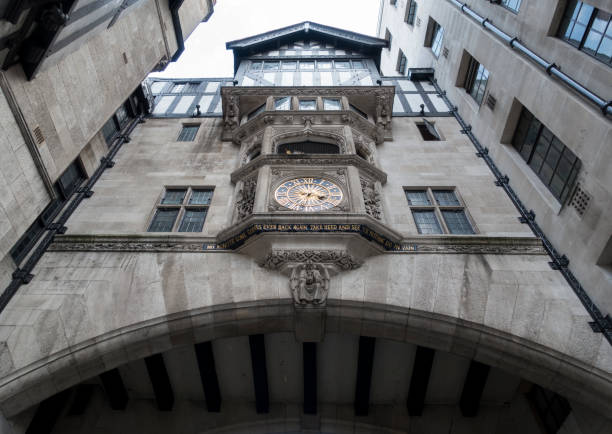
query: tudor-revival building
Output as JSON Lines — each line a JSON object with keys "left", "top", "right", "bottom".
{"left": 0, "top": 19, "right": 611, "bottom": 434}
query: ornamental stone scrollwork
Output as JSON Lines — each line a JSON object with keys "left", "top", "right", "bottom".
{"left": 260, "top": 249, "right": 363, "bottom": 270}
{"left": 360, "top": 176, "right": 382, "bottom": 220}
{"left": 235, "top": 177, "right": 257, "bottom": 221}
{"left": 290, "top": 261, "right": 330, "bottom": 305}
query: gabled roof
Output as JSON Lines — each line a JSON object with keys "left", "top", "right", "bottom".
{"left": 226, "top": 21, "right": 388, "bottom": 73}
{"left": 226, "top": 21, "right": 387, "bottom": 49}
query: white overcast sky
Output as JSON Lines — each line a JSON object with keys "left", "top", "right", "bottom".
{"left": 150, "top": 0, "right": 382, "bottom": 79}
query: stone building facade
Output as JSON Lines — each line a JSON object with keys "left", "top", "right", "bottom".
{"left": 0, "top": 15, "right": 610, "bottom": 434}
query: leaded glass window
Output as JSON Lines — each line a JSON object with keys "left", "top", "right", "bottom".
{"left": 263, "top": 61, "right": 279, "bottom": 70}
{"left": 149, "top": 209, "right": 179, "bottom": 232}
{"left": 282, "top": 61, "right": 297, "bottom": 70}
{"left": 177, "top": 124, "right": 200, "bottom": 141}
{"left": 405, "top": 188, "right": 475, "bottom": 234}
{"left": 430, "top": 21, "right": 444, "bottom": 57}
{"left": 178, "top": 209, "right": 207, "bottom": 232}
{"left": 149, "top": 187, "right": 214, "bottom": 232}
{"left": 500, "top": 0, "right": 522, "bottom": 13}
{"left": 397, "top": 49, "right": 407, "bottom": 74}
{"left": 299, "top": 61, "right": 315, "bottom": 70}
{"left": 405, "top": 0, "right": 417, "bottom": 25}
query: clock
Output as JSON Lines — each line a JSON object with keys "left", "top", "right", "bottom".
{"left": 274, "top": 177, "right": 343, "bottom": 211}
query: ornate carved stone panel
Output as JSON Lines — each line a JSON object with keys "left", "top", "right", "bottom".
{"left": 360, "top": 176, "right": 383, "bottom": 220}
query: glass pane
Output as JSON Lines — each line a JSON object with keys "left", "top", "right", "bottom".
{"left": 352, "top": 60, "right": 365, "bottom": 69}
{"left": 178, "top": 209, "right": 207, "bottom": 232}
{"left": 405, "top": 190, "right": 431, "bottom": 206}
{"left": 335, "top": 61, "right": 350, "bottom": 69}
{"left": 148, "top": 209, "right": 178, "bottom": 232}
{"left": 317, "top": 61, "right": 332, "bottom": 69}
{"left": 442, "top": 210, "right": 474, "bottom": 234}
{"left": 250, "top": 62, "right": 262, "bottom": 70}
{"left": 178, "top": 125, "right": 199, "bottom": 141}
{"left": 161, "top": 189, "right": 186, "bottom": 204}
{"left": 263, "top": 61, "right": 279, "bottom": 70}
{"left": 282, "top": 61, "right": 297, "bottom": 70}
{"left": 189, "top": 189, "right": 213, "bottom": 205}
{"left": 323, "top": 98, "right": 341, "bottom": 110}
{"left": 299, "top": 100, "right": 316, "bottom": 110}
{"left": 275, "top": 97, "right": 291, "bottom": 110}
{"left": 413, "top": 210, "right": 442, "bottom": 234}
{"left": 433, "top": 190, "right": 460, "bottom": 206}
{"left": 300, "top": 61, "right": 314, "bottom": 70}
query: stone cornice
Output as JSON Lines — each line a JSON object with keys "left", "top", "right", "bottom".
{"left": 230, "top": 154, "right": 388, "bottom": 184}
{"left": 50, "top": 232, "right": 545, "bottom": 255}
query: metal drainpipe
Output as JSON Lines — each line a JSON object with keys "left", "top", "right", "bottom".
{"left": 0, "top": 115, "right": 144, "bottom": 313}
{"left": 446, "top": 0, "right": 612, "bottom": 116}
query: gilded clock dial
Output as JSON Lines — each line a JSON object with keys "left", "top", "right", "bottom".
{"left": 274, "top": 178, "right": 343, "bottom": 212}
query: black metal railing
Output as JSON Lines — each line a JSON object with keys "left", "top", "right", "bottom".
{"left": 431, "top": 78, "right": 611, "bottom": 345}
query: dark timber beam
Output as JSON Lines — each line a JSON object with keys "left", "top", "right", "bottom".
{"left": 354, "top": 336, "right": 375, "bottom": 416}
{"left": 99, "top": 368, "right": 129, "bottom": 410}
{"left": 25, "top": 388, "right": 71, "bottom": 434}
{"left": 194, "top": 341, "right": 222, "bottom": 412}
{"left": 144, "top": 353, "right": 174, "bottom": 411}
{"left": 67, "top": 384, "right": 95, "bottom": 415}
{"left": 249, "top": 334, "right": 269, "bottom": 413}
{"left": 303, "top": 342, "right": 317, "bottom": 415}
{"left": 407, "top": 346, "right": 435, "bottom": 416}
{"left": 460, "top": 360, "right": 490, "bottom": 417}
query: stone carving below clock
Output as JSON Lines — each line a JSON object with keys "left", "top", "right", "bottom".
{"left": 360, "top": 177, "right": 382, "bottom": 220}
{"left": 290, "top": 261, "right": 330, "bottom": 305}
{"left": 235, "top": 177, "right": 257, "bottom": 221}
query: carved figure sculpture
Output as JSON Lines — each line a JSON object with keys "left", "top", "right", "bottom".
{"left": 224, "top": 95, "right": 239, "bottom": 130}
{"left": 235, "top": 178, "right": 257, "bottom": 221}
{"left": 375, "top": 94, "right": 391, "bottom": 129}
{"left": 290, "top": 261, "right": 330, "bottom": 305}
{"left": 360, "top": 177, "right": 382, "bottom": 220}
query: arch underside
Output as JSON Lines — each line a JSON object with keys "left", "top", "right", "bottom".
{"left": 2, "top": 299, "right": 611, "bottom": 427}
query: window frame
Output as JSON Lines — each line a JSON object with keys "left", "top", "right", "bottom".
{"left": 177, "top": 124, "right": 200, "bottom": 142}
{"left": 405, "top": 0, "right": 418, "bottom": 25}
{"left": 463, "top": 56, "right": 490, "bottom": 105}
{"left": 557, "top": 1, "right": 612, "bottom": 66}
{"left": 404, "top": 187, "right": 476, "bottom": 235}
{"left": 148, "top": 187, "right": 214, "bottom": 233}
{"left": 396, "top": 49, "right": 407, "bottom": 74}
{"left": 430, "top": 21, "right": 445, "bottom": 58}
{"left": 511, "top": 107, "right": 581, "bottom": 204}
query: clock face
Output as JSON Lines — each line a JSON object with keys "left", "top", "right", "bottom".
{"left": 274, "top": 177, "right": 343, "bottom": 212}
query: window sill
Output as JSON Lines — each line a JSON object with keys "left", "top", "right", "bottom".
{"left": 500, "top": 145, "right": 563, "bottom": 215}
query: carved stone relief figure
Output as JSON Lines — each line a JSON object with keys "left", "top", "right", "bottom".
{"left": 235, "top": 177, "right": 257, "bottom": 221}
{"left": 360, "top": 177, "right": 382, "bottom": 220}
{"left": 375, "top": 94, "right": 391, "bottom": 130}
{"left": 289, "top": 261, "right": 330, "bottom": 305}
{"left": 224, "top": 95, "right": 240, "bottom": 130}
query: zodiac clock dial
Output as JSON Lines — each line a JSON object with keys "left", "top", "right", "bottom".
{"left": 274, "top": 178, "right": 343, "bottom": 212}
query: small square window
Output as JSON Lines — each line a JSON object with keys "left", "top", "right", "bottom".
{"left": 161, "top": 189, "right": 187, "bottom": 205}
{"left": 149, "top": 209, "right": 179, "bottom": 232}
{"left": 299, "top": 100, "right": 317, "bottom": 110}
{"left": 433, "top": 190, "right": 460, "bottom": 206}
{"left": 412, "top": 210, "right": 443, "bottom": 234}
{"left": 189, "top": 189, "right": 213, "bottom": 205}
{"left": 416, "top": 120, "right": 441, "bottom": 141}
{"left": 178, "top": 124, "right": 200, "bottom": 142}
{"left": 179, "top": 209, "right": 207, "bottom": 232}
{"left": 275, "top": 97, "right": 291, "bottom": 111}
{"left": 323, "top": 98, "right": 341, "bottom": 110}
{"left": 405, "top": 190, "right": 431, "bottom": 206}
